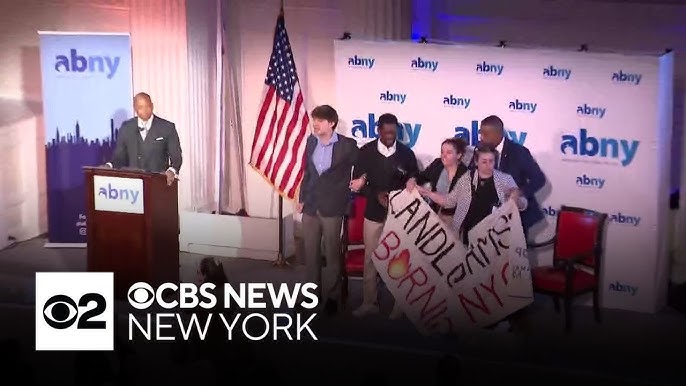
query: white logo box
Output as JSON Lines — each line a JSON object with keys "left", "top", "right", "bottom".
{"left": 93, "top": 175, "right": 144, "bottom": 214}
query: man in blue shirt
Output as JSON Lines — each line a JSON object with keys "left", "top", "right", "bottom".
{"left": 298, "top": 105, "right": 358, "bottom": 315}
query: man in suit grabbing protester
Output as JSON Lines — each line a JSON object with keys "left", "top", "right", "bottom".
{"left": 106, "top": 92, "right": 182, "bottom": 186}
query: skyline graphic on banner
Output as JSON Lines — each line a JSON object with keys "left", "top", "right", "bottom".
{"left": 39, "top": 32, "right": 133, "bottom": 244}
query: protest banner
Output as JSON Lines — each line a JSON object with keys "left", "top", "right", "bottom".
{"left": 371, "top": 189, "right": 533, "bottom": 335}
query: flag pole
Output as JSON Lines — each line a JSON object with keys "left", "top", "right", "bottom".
{"left": 272, "top": 0, "right": 290, "bottom": 268}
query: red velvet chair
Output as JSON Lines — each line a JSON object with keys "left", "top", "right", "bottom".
{"left": 528, "top": 205, "right": 608, "bottom": 332}
{"left": 340, "top": 194, "right": 367, "bottom": 308}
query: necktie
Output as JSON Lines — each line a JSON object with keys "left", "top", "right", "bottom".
{"left": 139, "top": 124, "right": 147, "bottom": 140}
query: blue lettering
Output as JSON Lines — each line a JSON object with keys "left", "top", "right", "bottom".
{"left": 508, "top": 99, "right": 537, "bottom": 113}
{"left": 576, "top": 104, "right": 606, "bottom": 118}
{"left": 541, "top": 206, "right": 558, "bottom": 217}
{"left": 542, "top": 65, "right": 572, "bottom": 80}
{"left": 54, "top": 49, "right": 120, "bottom": 79}
{"left": 575, "top": 174, "right": 605, "bottom": 189}
{"left": 98, "top": 183, "right": 140, "bottom": 204}
{"left": 442, "top": 95, "right": 470, "bottom": 109}
{"left": 379, "top": 90, "right": 407, "bottom": 104}
{"left": 609, "top": 212, "right": 641, "bottom": 227}
{"left": 560, "top": 129, "right": 639, "bottom": 166}
{"left": 411, "top": 57, "right": 439, "bottom": 71}
{"left": 347, "top": 55, "right": 375, "bottom": 69}
{"left": 475, "top": 61, "right": 503, "bottom": 75}
{"left": 611, "top": 70, "right": 641, "bottom": 85}
{"left": 609, "top": 281, "right": 638, "bottom": 295}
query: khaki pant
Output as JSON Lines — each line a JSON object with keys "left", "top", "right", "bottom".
{"left": 361, "top": 218, "right": 385, "bottom": 307}
{"left": 302, "top": 212, "right": 343, "bottom": 303}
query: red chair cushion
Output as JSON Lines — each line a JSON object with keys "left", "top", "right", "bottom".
{"left": 532, "top": 266, "right": 597, "bottom": 294}
{"left": 347, "top": 196, "right": 367, "bottom": 245}
{"left": 345, "top": 249, "right": 365, "bottom": 277}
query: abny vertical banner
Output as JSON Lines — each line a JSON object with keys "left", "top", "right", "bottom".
{"left": 39, "top": 32, "right": 133, "bottom": 245}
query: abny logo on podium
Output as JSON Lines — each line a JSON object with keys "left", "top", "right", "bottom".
{"left": 35, "top": 272, "right": 114, "bottom": 351}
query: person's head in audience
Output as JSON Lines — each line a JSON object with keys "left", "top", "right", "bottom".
{"left": 440, "top": 137, "right": 468, "bottom": 168}
{"left": 197, "top": 257, "right": 228, "bottom": 286}
{"left": 474, "top": 143, "right": 497, "bottom": 178}
{"left": 478, "top": 114, "right": 505, "bottom": 147}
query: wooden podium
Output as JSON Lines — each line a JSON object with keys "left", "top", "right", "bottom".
{"left": 84, "top": 166, "right": 180, "bottom": 299}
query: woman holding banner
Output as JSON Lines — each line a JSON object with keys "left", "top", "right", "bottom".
{"left": 416, "top": 144, "right": 527, "bottom": 245}
{"left": 406, "top": 138, "right": 469, "bottom": 226}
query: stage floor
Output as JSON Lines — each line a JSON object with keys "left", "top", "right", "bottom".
{"left": 0, "top": 236, "right": 684, "bottom": 385}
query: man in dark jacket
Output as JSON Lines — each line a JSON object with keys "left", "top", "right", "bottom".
{"left": 107, "top": 92, "right": 182, "bottom": 186}
{"left": 349, "top": 113, "right": 419, "bottom": 319}
{"left": 476, "top": 115, "right": 546, "bottom": 239}
{"left": 297, "top": 105, "right": 358, "bottom": 315}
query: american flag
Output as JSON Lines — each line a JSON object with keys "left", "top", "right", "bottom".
{"left": 249, "top": 14, "right": 309, "bottom": 200}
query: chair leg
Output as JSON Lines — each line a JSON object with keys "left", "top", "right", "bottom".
{"left": 564, "top": 296, "right": 572, "bottom": 332}
{"left": 593, "top": 289, "right": 601, "bottom": 323}
{"left": 553, "top": 296, "right": 560, "bottom": 313}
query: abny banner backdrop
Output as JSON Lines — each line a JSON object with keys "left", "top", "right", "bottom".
{"left": 39, "top": 32, "right": 133, "bottom": 244}
{"left": 334, "top": 40, "right": 673, "bottom": 313}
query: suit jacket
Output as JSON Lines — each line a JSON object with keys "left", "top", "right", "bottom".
{"left": 299, "top": 133, "right": 358, "bottom": 217}
{"left": 445, "top": 169, "right": 527, "bottom": 235}
{"left": 469, "top": 138, "right": 546, "bottom": 231}
{"left": 110, "top": 115, "right": 183, "bottom": 173}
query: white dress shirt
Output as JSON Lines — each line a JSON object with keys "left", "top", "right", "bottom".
{"left": 377, "top": 139, "right": 397, "bottom": 158}
{"left": 138, "top": 115, "right": 154, "bottom": 141}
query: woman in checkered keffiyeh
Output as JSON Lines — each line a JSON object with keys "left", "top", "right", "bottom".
{"left": 418, "top": 143, "right": 527, "bottom": 245}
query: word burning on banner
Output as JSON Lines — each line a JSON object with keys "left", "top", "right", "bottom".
{"left": 371, "top": 190, "right": 533, "bottom": 335}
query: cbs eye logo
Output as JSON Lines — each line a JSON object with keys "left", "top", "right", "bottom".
{"left": 42, "top": 293, "right": 107, "bottom": 329}
{"left": 127, "top": 282, "right": 155, "bottom": 309}
{"left": 35, "top": 272, "right": 114, "bottom": 351}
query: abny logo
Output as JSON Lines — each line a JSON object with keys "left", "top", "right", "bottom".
{"left": 443, "top": 95, "right": 470, "bottom": 109}
{"left": 543, "top": 65, "right": 572, "bottom": 80}
{"left": 351, "top": 113, "right": 421, "bottom": 148}
{"left": 35, "top": 272, "right": 114, "bottom": 351}
{"left": 379, "top": 90, "right": 406, "bottom": 104}
{"left": 509, "top": 99, "right": 537, "bottom": 113}
{"left": 609, "top": 281, "right": 638, "bottom": 296}
{"left": 347, "top": 55, "right": 375, "bottom": 69}
{"left": 612, "top": 70, "right": 641, "bottom": 85}
{"left": 560, "top": 128, "right": 639, "bottom": 167}
{"left": 55, "top": 49, "right": 120, "bottom": 79}
{"left": 576, "top": 174, "right": 605, "bottom": 189}
{"left": 454, "top": 120, "right": 527, "bottom": 146}
{"left": 475, "top": 61, "right": 503, "bottom": 75}
{"left": 577, "top": 104, "right": 606, "bottom": 119}
{"left": 99, "top": 183, "right": 140, "bottom": 204}
{"left": 410, "top": 57, "right": 438, "bottom": 72}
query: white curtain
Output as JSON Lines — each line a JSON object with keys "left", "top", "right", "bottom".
{"left": 129, "top": 0, "right": 193, "bottom": 211}
{"left": 186, "top": 0, "right": 222, "bottom": 213}
{"left": 129, "top": 0, "right": 222, "bottom": 213}
{"left": 219, "top": 0, "right": 248, "bottom": 215}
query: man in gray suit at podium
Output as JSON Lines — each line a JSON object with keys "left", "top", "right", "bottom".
{"left": 106, "top": 92, "right": 183, "bottom": 186}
